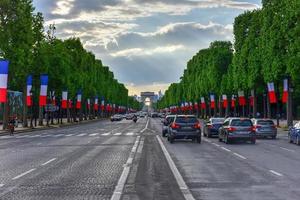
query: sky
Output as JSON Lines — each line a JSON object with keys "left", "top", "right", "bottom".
{"left": 33, "top": 0, "right": 262, "bottom": 96}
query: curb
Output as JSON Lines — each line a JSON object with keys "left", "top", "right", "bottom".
{"left": 0, "top": 118, "right": 108, "bottom": 136}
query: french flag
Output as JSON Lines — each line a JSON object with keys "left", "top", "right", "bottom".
{"left": 39, "top": 74, "right": 48, "bottom": 107}
{"left": 101, "top": 99, "right": 105, "bottom": 111}
{"left": 26, "top": 75, "right": 33, "bottom": 106}
{"left": 201, "top": 97, "right": 206, "bottom": 109}
{"left": 76, "top": 91, "right": 82, "bottom": 109}
{"left": 94, "top": 97, "right": 99, "bottom": 111}
{"left": 210, "top": 94, "right": 215, "bottom": 109}
{"left": 222, "top": 95, "right": 228, "bottom": 108}
{"left": 0, "top": 61, "right": 9, "bottom": 103}
{"left": 231, "top": 95, "right": 236, "bottom": 108}
{"left": 282, "top": 79, "right": 288, "bottom": 103}
{"left": 68, "top": 99, "right": 72, "bottom": 109}
{"left": 62, "top": 91, "right": 68, "bottom": 109}
{"left": 194, "top": 102, "right": 198, "bottom": 110}
{"left": 87, "top": 98, "right": 90, "bottom": 110}
{"left": 267, "top": 82, "right": 277, "bottom": 104}
{"left": 238, "top": 91, "right": 246, "bottom": 106}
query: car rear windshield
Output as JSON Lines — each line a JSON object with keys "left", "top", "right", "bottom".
{"left": 231, "top": 119, "right": 252, "bottom": 126}
{"left": 175, "top": 117, "right": 198, "bottom": 123}
{"left": 257, "top": 120, "right": 274, "bottom": 125}
{"left": 212, "top": 118, "right": 224, "bottom": 123}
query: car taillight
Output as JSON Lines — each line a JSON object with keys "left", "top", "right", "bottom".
{"left": 194, "top": 122, "right": 201, "bottom": 129}
{"left": 228, "top": 127, "right": 237, "bottom": 132}
{"left": 252, "top": 125, "right": 261, "bottom": 131}
{"left": 208, "top": 125, "right": 213, "bottom": 129}
{"left": 272, "top": 125, "right": 277, "bottom": 129}
{"left": 171, "top": 122, "right": 180, "bottom": 129}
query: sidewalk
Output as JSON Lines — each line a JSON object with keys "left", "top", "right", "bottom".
{"left": 0, "top": 118, "right": 106, "bottom": 136}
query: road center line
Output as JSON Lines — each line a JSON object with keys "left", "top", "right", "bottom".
{"left": 41, "top": 158, "right": 57, "bottom": 166}
{"left": 140, "top": 119, "right": 149, "bottom": 133}
{"left": 111, "top": 136, "right": 141, "bottom": 200}
{"left": 212, "top": 143, "right": 220, "bottom": 147}
{"left": 12, "top": 168, "right": 36, "bottom": 180}
{"left": 279, "top": 147, "right": 295, "bottom": 152}
{"left": 269, "top": 170, "right": 283, "bottom": 177}
{"left": 233, "top": 153, "right": 247, "bottom": 160}
{"left": 156, "top": 135, "right": 195, "bottom": 200}
{"left": 221, "top": 147, "right": 231, "bottom": 152}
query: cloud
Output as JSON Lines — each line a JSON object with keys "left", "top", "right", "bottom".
{"left": 110, "top": 45, "right": 186, "bottom": 58}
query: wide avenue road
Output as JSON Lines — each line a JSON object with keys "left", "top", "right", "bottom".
{"left": 0, "top": 117, "right": 300, "bottom": 200}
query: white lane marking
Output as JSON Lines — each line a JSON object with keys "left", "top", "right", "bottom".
{"left": 40, "top": 134, "right": 51, "bottom": 137}
{"left": 269, "top": 170, "right": 283, "bottom": 177}
{"left": 65, "top": 134, "right": 74, "bottom": 137}
{"left": 126, "top": 132, "right": 135, "bottom": 136}
{"left": 212, "top": 143, "right": 220, "bottom": 147}
{"left": 140, "top": 118, "right": 149, "bottom": 133}
{"left": 221, "top": 147, "right": 231, "bottom": 152}
{"left": 53, "top": 134, "right": 64, "bottom": 137}
{"left": 102, "top": 132, "right": 111, "bottom": 136}
{"left": 156, "top": 136, "right": 195, "bottom": 200}
{"left": 89, "top": 133, "right": 99, "bottom": 136}
{"left": 114, "top": 133, "right": 122, "bottom": 136}
{"left": 30, "top": 134, "right": 41, "bottom": 138}
{"left": 77, "top": 133, "right": 87, "bottom": 137}
{"left": 12, "top": 168, "right": 36, "bottom": 180}
{"left": 233, "top": 153, "right": 247, "bottom": 160}
{"left": 111, "top": 136, "right": 141, "bottom": 200}
{"left": 0, "top": 184, "right": 4, "bottom": 187}
{"left": 41, "top": 158, "right": 57, "bottom": 166}
{"left": 279, "top": 147, "right": 295, "bottom": 152}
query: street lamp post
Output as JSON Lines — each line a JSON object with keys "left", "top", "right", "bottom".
{"left": 30, "top": 90, "right": 33, "bottom": 128}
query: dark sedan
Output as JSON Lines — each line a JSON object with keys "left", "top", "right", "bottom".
{"left": 219, "top": 118, "right": 256, "bottom": 144}
{"left": 168, "top": 115, "right": 201, "bottom": 144}
{"left": 204, "top": 118, "right": 225, "bottom": 138}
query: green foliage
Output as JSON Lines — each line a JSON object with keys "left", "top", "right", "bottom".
{"left": 0, "top": 0, "right": 137, "bottom": 108}
{"left": 159, "top": 0, "right": 299, "bottom": 109}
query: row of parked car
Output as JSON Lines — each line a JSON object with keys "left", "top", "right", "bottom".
{"left": 162, "top": 115, "right": 279, "bottom": 145}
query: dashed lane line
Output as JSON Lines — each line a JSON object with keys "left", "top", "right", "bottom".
{"left": 12, "top": 168, "right": 36, "bottom": 180}
{"left": 0, "top": 184, "right": 4, "bottom": 188}
{"left": 269, "top": 170, "right": 283, "bottom": 177}
{"left": 102, "top": 133, "right": 111, "bottom": 136}
{"left": 41, "top": 158, "right": 57, "bottom": 166}
{"left": 126, "top": 132, "right": 134, "bottom": 136}
{"left": 77, "top": 133, "right": 87, "bottom": 137}
{"left": 114, "top": 133, "right": 122, "bottom": 136}
{"left": 65, "top": 134, "right": 75, "bottom": 137}
{"left": 221, "top": 147, "right": 231, "bottom": 152}
{"left": 89, "top": 133, "right": 99, "bottom": 136}
{"left": 279, "top": 147, "right": 295, "bottom": 152}
{"left": 156, "top": 135, "right": 195, "bottom": 200}
{"left": 233, "top": 153, "right": 247, "bottom": 160}
{"left": 111, "top": 136, "right": 141, "bottom": 200}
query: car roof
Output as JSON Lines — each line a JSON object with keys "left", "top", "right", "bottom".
{"left": 175, "top": 115, "right": 196, "bottom": 117}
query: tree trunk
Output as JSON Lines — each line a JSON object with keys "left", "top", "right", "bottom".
{"left": 38, "top": 106, "right": 43, "bottom": 126}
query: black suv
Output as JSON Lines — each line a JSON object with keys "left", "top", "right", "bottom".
{"left": 168, "top": 115, "right": 201, "bottom": 144}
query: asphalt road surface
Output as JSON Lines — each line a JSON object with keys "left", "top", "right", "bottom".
{"left": 0, "top": 117, "right": 299, "bottom": 200}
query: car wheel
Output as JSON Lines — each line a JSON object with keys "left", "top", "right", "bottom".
{"left": 170, "top": 137, "right": 174, "bottom": 144}
{"left": 272, "top": 135, "right": 276, "bottom": 139}
{"left": 225, "top": 135, "right": 230, "bottom": 144}
{"left": 289, "top": 135, "right": 293, "bottom": 143}
{"left": 207, "top": 131, "right": 211, "bottom": 138}
{"left": 297, "top": 137, "right": 300, "bottom": 145}
{"left": 197, "top": 136, "right": 201, "bottom": 144}
{"left": 218, "top": 137, "right": 222, "bottom": 142}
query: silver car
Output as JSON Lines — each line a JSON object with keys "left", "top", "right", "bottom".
{"left": 252, "top": 119, "right": 277, "bottom": 139}
{"left": 162, "top": 115, "right": 175, "bottom": 137}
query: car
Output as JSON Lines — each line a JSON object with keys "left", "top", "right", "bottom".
{"left": 111, "top": 114, "right": 123, "bottom": 121}
{"left": 150, "top": 112, "right": 158, "bottom": 118}
{"left": 289, "top": 122, "right": 300, "bottom": 145}
{"left": 168, "top": 115, "right": 201, "bottom": 144}
{"left": 204, "top": 118, "right": 225, "bottom": 138}
{"left": 161, "top": 115, "right": 175, "bottom": 137}
{"left": 252, "top": 119, "right": 277, "bottom": 139}
{"left": 126, "top": 114, "right": 134, "bottom": 120}
{"left": 218, "top": 118, "right": 256, "bottom": 144}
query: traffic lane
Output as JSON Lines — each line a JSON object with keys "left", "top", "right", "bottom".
{"left": 204, "top": 136, "right": 300, "bottom": 180}
{"left": 151, "top": 118, "right": 299, "bottom": 200}
{"left": 0, "top": 135, "right": 136, "bottom": 200}
{"left": 122, "top": 132, "right": 185, "bottom": 200}
{"left": 0, "top": 119, "right": 145, "bottom": 192}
